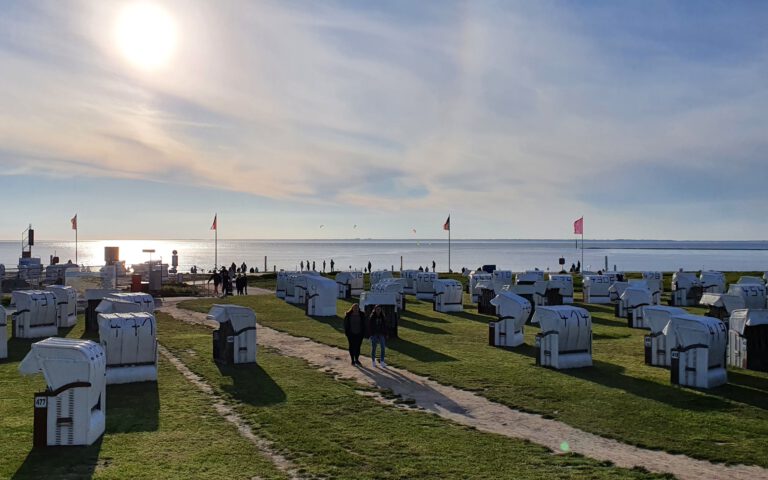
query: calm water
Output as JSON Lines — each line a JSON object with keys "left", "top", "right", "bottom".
{"left": 2, "top": 239, "right": 768, "bottom": 273}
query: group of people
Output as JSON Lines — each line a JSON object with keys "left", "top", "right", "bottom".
{"left": 207, "top": 261, "right": 250, "bottom": 296}
{"left": 300, "top": 259, "right": 335, "bottom": 273}
{"left": 343, "top": 303, "right": 390, "bottom": 367}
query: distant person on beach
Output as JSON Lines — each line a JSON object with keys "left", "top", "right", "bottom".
{"left": 323, "top": 260, "right": 326, "bottom": 272}
{"left": 241, "top": 262, "right": 247, "bottom": 274}
{"left": 570, "top": 263, "right": 576, "bottom": 273}
{"left": 432, "top": 260, "right": 436, "bottom": 272}
{"left": 367, "top": 261, "right": 372, "bottom": 273}
{"left": 300, "top": 261, "right": 304, "bottom": 271}
{"left": 576, "top": 261, "right": 581, "bottom": 273}
{"left": 330, "top": 259, "right": 335, "bottom": 272}
{"left": 208, "top": 271, "right": 221, "bottom": 295}
{"left": 418, "top": 266, "right": 424, "bottom": 272}
{"left": 367, "top": 305, "right": 388, "bottom": 368}
{"left": 343, "top": 303, "right": 366, "bottom": 366}
{"left": 312, "top": 261, "right": 316, "bottom": 271}
{"left": 220, "top": 268, "right": 229, "bottom": 296}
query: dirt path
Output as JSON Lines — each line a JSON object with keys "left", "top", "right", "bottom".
{"left": 159, "top": 299, "right": 768, "bottom": 480}
{"left": 158, "top": 344, "right": 304, "bottom": 480}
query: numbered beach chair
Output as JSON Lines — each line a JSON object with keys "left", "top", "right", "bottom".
{"left": 19, "top": 338, "right": 106, "bottom": 447}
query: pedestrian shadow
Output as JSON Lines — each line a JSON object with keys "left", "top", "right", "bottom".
{"left": 561, "top": 359, "right": 734, "bottom": 412}
{"left": 12, "top": 438, "right": 102, "bottom": 480}
{"left": 358, "top": 367, "right": 467, "bottom": 415}
{"left": 386, "top": 337, "right": 457, "bottom": 363}
{"left": 215, "top": 362, "right": 287, "bottom": 407}
{"left": 105, "top": 381, "right": 160, "bottom": 433}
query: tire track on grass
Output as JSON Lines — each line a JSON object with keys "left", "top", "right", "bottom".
{"left": 158, "top": 344, "right": 303, "bottom": 480}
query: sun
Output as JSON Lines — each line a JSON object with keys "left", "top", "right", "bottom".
{"left": 116, "top": 2, "right": 177, "bottom": 70}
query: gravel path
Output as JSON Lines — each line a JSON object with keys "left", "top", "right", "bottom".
{"left": 159, "top": 298, "right": 768, "bottom": 480}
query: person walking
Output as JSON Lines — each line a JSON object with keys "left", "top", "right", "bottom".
{"left": 367, "top": 305, "right": 388, "bottom": 368}
{"left": 323, "top": 260, "right": 326, "bottom": 273}
{"left": 367, "top": 260, "right": 372, "bottom": 273}
{"left": 220, "top": 268, "right": 230, "bottom": 297}
{"left": 312, "top": 261, "right": 316, "bottom": 271}
{"left": 208, "top": 270, "right": 221, "bottom": 295}
{"left": 343, "top": 304, "right": 366, "bottom": 366}
{"left": 300, "top": 260, "right": 304, "bottom": 271}
{"left": 432, "top": 260, "right": 436, "bottom": 272}
{"left": 330, "top": 259, "right": 335, "bottom": 272}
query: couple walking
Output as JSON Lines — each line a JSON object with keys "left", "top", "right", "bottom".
{"left": 343, "top": 304, "right": 388, "bottom": 368}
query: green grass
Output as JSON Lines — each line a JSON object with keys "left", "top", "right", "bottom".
{"left": 157, "top": 313, "right": 670, "bottom": 480}
{"left": 179, "top": 290, "right": 768, "bottom": 468}
{"left": 0, "top": 319, "right": 286, "bottom": 480}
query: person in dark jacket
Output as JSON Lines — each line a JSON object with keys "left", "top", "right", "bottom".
{"left": 367, "top": 305, "right": 388, "bottom": 368}
{"left": 343, "top": 303, "right": 366, "bottom": 366}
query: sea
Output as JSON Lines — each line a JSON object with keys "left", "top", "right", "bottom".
{"left": 2, "top": 239, "right": 768, "bottom": 273}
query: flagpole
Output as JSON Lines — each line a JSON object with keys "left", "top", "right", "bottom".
{"left": 581, "top": 229, "right": 584, "bottom": 273}
{"left": 75, "top": 222, "right": 78, "bottom": 265}
{"left": 214, "top": 213, "right": 218, "bottom": 271}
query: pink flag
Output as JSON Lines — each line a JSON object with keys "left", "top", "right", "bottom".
{"left": 573, "top": 217, "right": 583, "bottom": 235}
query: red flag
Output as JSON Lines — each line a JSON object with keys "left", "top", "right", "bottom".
{"left": 211, "top": 214, "right": 217, "bottom": 231}
{"left": 443, "top": 216, "right": 450, "bottom": 231}
{"left": 573, "top": 216, "right": 583, "bottom": 235}
{"left": 71, "top": 214, "right": 77, "bottom": 230}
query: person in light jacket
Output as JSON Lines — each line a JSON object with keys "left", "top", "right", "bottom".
{"left": 343, "top": 304, "right": 366, "bottom": 366}
{"left": 366, "top": 305, "right": 388, "bottom": 368}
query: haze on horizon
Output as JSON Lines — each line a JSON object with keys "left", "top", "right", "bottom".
{"left": 1, "top": 1, "right": 767, "bottom": 242}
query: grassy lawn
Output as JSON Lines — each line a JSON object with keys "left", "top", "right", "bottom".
{"left": 157, "top": 312, "right": 669, "bottom": 480}
{"left": 0, "top": 319, "right": 286, "bottom": 480}
{"left": 179, "top": 285, "right": 768, "bottom": 468}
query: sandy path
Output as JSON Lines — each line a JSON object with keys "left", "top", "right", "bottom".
{"left": 158, "top": 344, "right": 303, "bottom": 480}
{"left": 159, "top": 299, "right": 768, "bottom": 480}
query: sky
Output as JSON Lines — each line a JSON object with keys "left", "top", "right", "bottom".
{"left": 1, "top": 0, "right": 767, "bottom": 241}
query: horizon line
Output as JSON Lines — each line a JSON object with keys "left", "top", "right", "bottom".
{"left": 1, "top": 237, "right": 767, "bottom": 243}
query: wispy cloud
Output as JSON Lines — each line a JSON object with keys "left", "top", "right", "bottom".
{"left": 1, "top": 0, "right": 767, "bottom": 238}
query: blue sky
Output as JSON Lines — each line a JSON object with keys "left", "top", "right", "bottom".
{"left": 1, "top": 0, "right": 767, "bottom": 240}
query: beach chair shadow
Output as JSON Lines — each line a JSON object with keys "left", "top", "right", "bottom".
{"left": 386, "top": 336, "right": 457, "bottom": 363}
{"left": 399, "top": 310, "right": 450, "bottom": 324}
{"left": 726, "top": 369, "right": 768, "bottom": 393}
{"left": 707, "top": 378, "right": 768, "bottom": 411}
{"left": 4, "top": 337, "right": 37, "bottom": 363}
{"left": 561, "top": 359, "right": 733, "bottom": 412}
{"left": 215, "top": 362, "right": 287, "bottom": 407}
{"left": 12, "top": 438, "right": 102, "bottom": 480}
{"left": 105, "top": 381, "right": 160, "bottom": 433}
{"left": 397, "top": 318, "right": 449, "bottom": 335}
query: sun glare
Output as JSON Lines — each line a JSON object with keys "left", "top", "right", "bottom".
{"left": 116, "top": 2, "right": 177, "bottom": 70}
